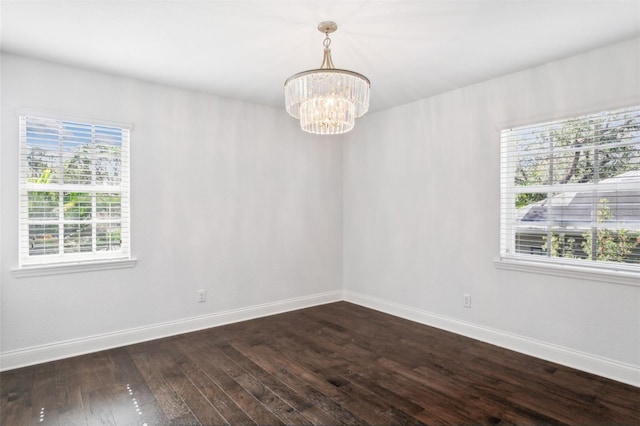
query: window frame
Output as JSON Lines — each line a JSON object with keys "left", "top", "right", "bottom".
{"left": 497, "top": 102, "right": 640, "bottom": 286}
{"left": 15, "top": 111, "right": 134, "bottom": 273}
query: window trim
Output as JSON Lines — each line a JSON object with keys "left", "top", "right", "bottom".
{"left": 11, "top": 258, "right": 138, "bottom": 278}
{"left": 17, "top": 109, "right": 133, "bottom": 269}
{"left": 497, "top": 99, "right": 640, "bottom": 284}
{"left": 493, "top": 96, "right": 640, "bottom": 134}
{"left": 16, "top": 108, "right": 134, "bottom": 132}
{"left": 494, "top": 256, "right": 640, "bottom": 287}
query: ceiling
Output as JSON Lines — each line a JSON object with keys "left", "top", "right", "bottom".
{"left": 1, "top": 1, "right": 639, "bottom": 114}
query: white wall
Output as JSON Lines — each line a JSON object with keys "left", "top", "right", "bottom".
{"left": 2, "top": 39, "right": 639, "bottom": 385}
{"left": 343, "top": 38, "right": 640, "bottom": 381}
{"left": 0, "top": 54, "right": 343, "bottom": 365}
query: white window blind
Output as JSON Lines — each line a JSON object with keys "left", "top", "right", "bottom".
{"left": 500, "top": 105, "right": 640, "bottom": 273}
{"left": 19, "top": 115, "right": 131, "bottom": 267}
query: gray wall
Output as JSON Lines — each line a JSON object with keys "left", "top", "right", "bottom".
{"left": 1, "top": 54, "right": 343, "bottom": 357}
{"left": 343, "top": 38, "right": 640, "bottom": 368}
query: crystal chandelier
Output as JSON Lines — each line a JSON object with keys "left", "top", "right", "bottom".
{"left": 284, "top": 21, "right": 370, "bottom": 135}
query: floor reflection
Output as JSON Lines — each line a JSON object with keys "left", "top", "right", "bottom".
{"left": 126, "top": 383, "right": 147, "bottom": 426}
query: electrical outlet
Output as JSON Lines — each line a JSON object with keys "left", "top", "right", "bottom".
{"left": 463, "top": 293, "right": 471, "bottom": 308}
{"left": 198, "top": 289, "right": 207, "bottom": 303}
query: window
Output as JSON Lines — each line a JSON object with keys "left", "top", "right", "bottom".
{"left": 500, "top": 105, "right": 640, "bottom": 274}
{"left": 19, "top": 115, "right": 131, "bottom": 267}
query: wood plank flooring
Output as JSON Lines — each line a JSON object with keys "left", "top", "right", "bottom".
{"left": 2, "top": 302, "right": 639, "bottom": 425}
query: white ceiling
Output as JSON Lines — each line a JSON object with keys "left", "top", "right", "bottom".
{"left": 1, "top": 1, "right": 639, "bottom": 114}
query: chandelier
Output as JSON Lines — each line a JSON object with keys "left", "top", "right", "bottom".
{"left": 284, "top": 21, "right": 370, "bottom": 135}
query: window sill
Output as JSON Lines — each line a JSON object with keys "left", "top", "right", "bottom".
{"left": 494, "top": 257, "right": 640, "bottom": 287}
{"left": 12, "top": 258, "right": 137, "bottom": 278}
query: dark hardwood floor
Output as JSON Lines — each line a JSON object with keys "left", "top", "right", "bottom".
{"left": 2, "top": 302, "right": 639, "bottom": 425}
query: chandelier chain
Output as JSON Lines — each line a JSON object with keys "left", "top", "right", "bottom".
{"left": 323, "top": 34, "right": 332, "bottom": 49}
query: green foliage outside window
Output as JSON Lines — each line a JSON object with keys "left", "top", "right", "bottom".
{"left": 515, "top": 114, "right": 639, "bottom": 192}
{"left": 514, "top": 107, "right": 640, "bottom": 265}
{"left": 26, "top": 143, "right": 123, "bottom": 255}
{"left": 542, "top": 199, "right": 640, "bottom": 263}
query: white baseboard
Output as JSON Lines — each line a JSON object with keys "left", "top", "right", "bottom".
{"left": 3, "top": 288, "right": 638, "bottom": 388}
{"left": 343, "top": 290, "right": 640, "bottom": 388}
{"left": 0, "top": 290, "right": 342, "bottom": 371}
